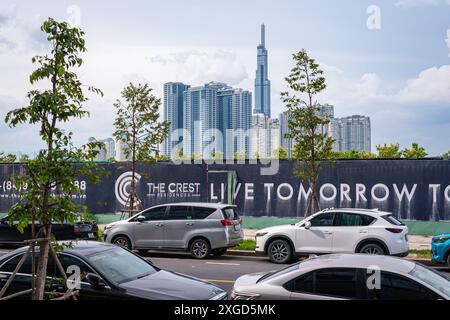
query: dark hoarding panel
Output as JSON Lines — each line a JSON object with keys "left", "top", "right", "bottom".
{"left": 0, "top": 160, "right": 449, "bottom": 221}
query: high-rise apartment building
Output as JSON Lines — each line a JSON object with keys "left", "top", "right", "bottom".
{"left": 88, "top": 137, "right": 116, "bottom": 161}
{"left": 254, "top": 23, "right": 271, "bottom": 117}
{"left": 181, "top": 82, "right": 251, "bottom": 158}
{"left": 163, "top": 82, "right": 190, "bottom": 158}
{"left": 279, "top": 112, "right": 293, "bottom": 157}
{"left": 250, "top": 114, "right": 280, "bottom": 159}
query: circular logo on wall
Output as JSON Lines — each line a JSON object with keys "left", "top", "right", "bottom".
{"left": 114, "top": 171, "right": 142, "bottom": 206}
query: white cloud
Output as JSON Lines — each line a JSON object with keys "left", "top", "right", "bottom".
{"left": 446, "top": 29, "right": 450, "bottom": 57}
{"left": 395, "top": 0, "right": 448, "bottom": 7}
{"left": 0, "top": 5, "right": 47, "bottom": 54}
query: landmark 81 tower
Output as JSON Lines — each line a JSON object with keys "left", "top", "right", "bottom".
{"left": 254, "top": 23, "right": 271, "bottom": 117}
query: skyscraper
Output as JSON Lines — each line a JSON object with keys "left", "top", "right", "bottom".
{"left": 279, "top": 112, "right": 293, "bottom": 157}
{"left": 254, "top": 23, "right": 271, "bottom": 117}
{"left": 163, "top": 82, "right": 190, "bottom": 158}
{"left": 250, "top": 114, "right": 280, "bottom": 159}
{"left": 218, "top": 88, "right": 252, "bottom": 159}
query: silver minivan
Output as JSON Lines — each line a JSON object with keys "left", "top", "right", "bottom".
{"left": 103, "top": 202, "right": 244, "bottom": 259}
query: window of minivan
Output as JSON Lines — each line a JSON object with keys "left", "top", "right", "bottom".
{"left": 167, "top": 206, "right": 193, "bottom": 220}
{"left": 222, "top": 207, "right": 239, "bottom": 220}
{"left": 139, "top": 206, "right": 166, "bottom": 221}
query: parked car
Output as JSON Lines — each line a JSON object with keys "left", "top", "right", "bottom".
{"left": 0, "top": 215, "right": 98, "bottom": 246}
{"left": 432, "top": 233, "right": 450, "bottom": 268}
{"left": 0, "top": 241, "right": 227, "bottom": 300}
{"left": 255, "top": 208, "right": 409, "bottom": 264}
{"left": 103, "top": 202, "right": 244, "bottom": 259}
{"left": 231, "top": 253, "right": 450, "bottom": 300}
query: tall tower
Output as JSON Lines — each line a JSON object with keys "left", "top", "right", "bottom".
{"left": 254, "top": 23, "right": 271, "bottom": 117}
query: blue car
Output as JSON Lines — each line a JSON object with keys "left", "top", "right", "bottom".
{"left": 431, "top": 233, "right": 450, "bottom": 267}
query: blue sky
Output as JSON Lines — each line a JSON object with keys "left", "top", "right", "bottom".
{"left": 0, "top": 0, "right": 449, "bottom": 155}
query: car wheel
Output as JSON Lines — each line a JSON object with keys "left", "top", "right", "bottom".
{"left": 113, "top": 236, "right": 131, "bottom": 249}
{"left": 359, "top": 243, "right": 386, "bottom": 255}
{"left": 212, "top": 248, "right": 227, "bottom": 256}
{"left": 190, "top": 238, "right": 211, "bottom": 259}
{"left": 268, "top": 239, "right": 293, "bottom": 264}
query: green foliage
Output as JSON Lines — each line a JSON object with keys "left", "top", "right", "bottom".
{"left": 272, "top": 146, "right": 288, "bottom": 160}
{"left": 172, "top": 148, "right": 185, "bottom": 161}
{"left": 334, "top": 149, "right": 376, "bottom": 159}
{"left": 191, "top": 153, "right": 203, "bottom": 161}
{"left": 18, "top": 154, "right": 30, "bottom": 162}
{"left": 4, "top": 18, "right": 103, "bottom": 299}
{"left": 0, "top": 152, "right": 17, "bottom": 163}
{"left": 376, "top": 143, "right": 402, "bottom": 158}
{"left": 280, "top": 49, "right": 334, "bottom": 215}
{"left": 443, "top": 150, "right": 450, "bottom": 159}
{"left": 233, "top": 151, "right": 246, "bottom": 161}
{"left": 113, "top": 82, "right": 170, "bottom": 211}
{"left": 210, "top": 150, "right": 224, "bottom": 161}
{"left": 402, "top": 142, "right": 427, "bottom": 159}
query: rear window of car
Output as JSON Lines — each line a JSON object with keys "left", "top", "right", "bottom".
{"left": 222, "top": 207, "right": 240, "bottom": 220}
{"left": 382, "top": 215, "right": 404, "bottom": 226}
{"left": 192, "top": 207, "right": 216, "bottom": 219}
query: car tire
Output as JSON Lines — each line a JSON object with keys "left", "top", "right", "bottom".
{"left": 212, "top": 248, "right": 227, "bottom": 256}
{"left": 190, "top": 238, "right": 211, "bottom": 259}
{"left": 268, "top": 239, "right": 293, "bottom": 264}
{"left": 113, "top": 235, "right": 131, "bottom": 249}
{"left": 358, "top": 243, "right": 386, "bottom": 255}
{"left": 446, "top": 253, "right": 450, "bottom": 269}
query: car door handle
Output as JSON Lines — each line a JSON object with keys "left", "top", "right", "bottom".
{"left": 324, "top": 231, "right": 333, "bottom": 235}
{"left": 156, "top": 223, "right": 164, "bottom": 227}
{"left": 359, "top": 230, "right": 368, "bottom": 234}
{"left": 186, "top": 222, "right": 194, "bottom": 226}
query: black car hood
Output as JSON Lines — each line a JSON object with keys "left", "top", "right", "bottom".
{"left": 119, "top": 270, "right": 224, "bottom": 300}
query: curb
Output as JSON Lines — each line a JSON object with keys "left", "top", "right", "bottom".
{"left": 226, "top": 250, "right": 441, "bottom": 267}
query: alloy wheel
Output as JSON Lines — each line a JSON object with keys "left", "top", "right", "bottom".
{"left": 114, "top": 237, "right": 130, "bottom": 249}
{"left": 192, "top": 240, "right": 209, "bottom": 258}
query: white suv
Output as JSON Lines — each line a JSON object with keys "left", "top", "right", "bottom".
{"left": 255, "top": 208, "right": 409, "bottom": 264}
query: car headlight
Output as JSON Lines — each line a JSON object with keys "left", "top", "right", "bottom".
{"left": 230, "top": 291, "right": 260, "bottom": 300}
{"left": 433, "top": 236, "right": 450, "bottom": 243}
{"left": 255, "top": 232, "right": 268, "bottom": 238}
{"left": 104, "top": 224, "right": 115, "bottom": 231}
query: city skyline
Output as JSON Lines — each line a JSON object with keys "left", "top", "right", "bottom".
{"left": 0, "top": 1, "right": 449, "bottom": 156}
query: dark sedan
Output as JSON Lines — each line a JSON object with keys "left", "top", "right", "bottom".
{"left": 0, "top": 215, "right": 98, "bottom": 245}
{"left": 0, "top": 241, "right": 227, "bottom": 300}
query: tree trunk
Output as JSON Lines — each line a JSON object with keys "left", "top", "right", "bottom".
{"left": 130, "top": 160, "right": 136, "bottom": 217}
{"left": 33, "top": 223, "right": 52, "bottom": 300}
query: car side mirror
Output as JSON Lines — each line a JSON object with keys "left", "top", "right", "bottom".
{"left": 86, "top": 273, "right": 107, "bottom": 290}
{"left": 136, "top": 215, "right": 145, "bottom": 223}
{"left": 304, "top": 221, "right": 312, "bottom": 229}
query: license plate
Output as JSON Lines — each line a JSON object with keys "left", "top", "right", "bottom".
{"left": 88, "top": 233, "right": 95, "bottom": 239}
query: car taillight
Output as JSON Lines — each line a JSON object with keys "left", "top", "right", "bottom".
{"left": 221, "top": 219, "right": 234, "bottom": 227}
{"left": 385, "top": 228, "right": 403, "bottom": 233}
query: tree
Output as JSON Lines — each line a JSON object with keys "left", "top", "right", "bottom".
{"left": 0, "top": 152, "right": 17, "bottom": 163}
{"left": 233, "top": 151, "right": 246, "bottom": 161}
{"left": 402, "top": 142, "right": 427, "bottom": 159}
{"left": 334, "top": 149, "right": 376, "bottom": 159}
{"left": 113, "top": 83, "right": 169, "bottom": 216}
{"left": 442, "top": 150, "right": 450, "bottom": 159}
{"left": 280, "top": 49, "right": 334, "bottom": 216}
{"left": 4, "top": 18, "right": 103, "bottom": 300}
{"left": 18, "top": 154, "right": 30, "bottom": 163}
{"left": 272, "top": 146, "right": 288, "bottom": 160}
{"left": 376, "top": 143, "right": 402, "bottom": 158}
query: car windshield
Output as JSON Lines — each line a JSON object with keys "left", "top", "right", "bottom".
{"left": 87, "top": 247, "right": 158, "bottom": 284}
{"left": 409, "top": 264, "right": 450, "bottom": 297}
{"left": 257, "top": 261, "right": 302, "bottom": 283}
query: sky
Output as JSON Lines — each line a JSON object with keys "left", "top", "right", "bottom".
{"left": 0, "top": 0, "right": 449, "bottom": 156}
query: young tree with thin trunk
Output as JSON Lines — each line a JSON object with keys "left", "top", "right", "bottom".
{"left": 5, "top": 18, "right": 103, "bottom": 300}
{"left": 281, "top": 49, "right": 334, "bottom": 216}
{"left": 113, "top": 83, "right": 169, "bottom": 216}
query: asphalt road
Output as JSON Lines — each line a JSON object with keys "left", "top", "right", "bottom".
{"left": 1, "top": 247, "right": 449, "bottom": 294}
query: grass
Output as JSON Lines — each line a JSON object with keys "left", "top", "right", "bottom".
{"left": 408, "top": 249, "right": 432, "bottom": 259}
{"left": 232, "top": 239, "right": 256, "bottom": 251}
